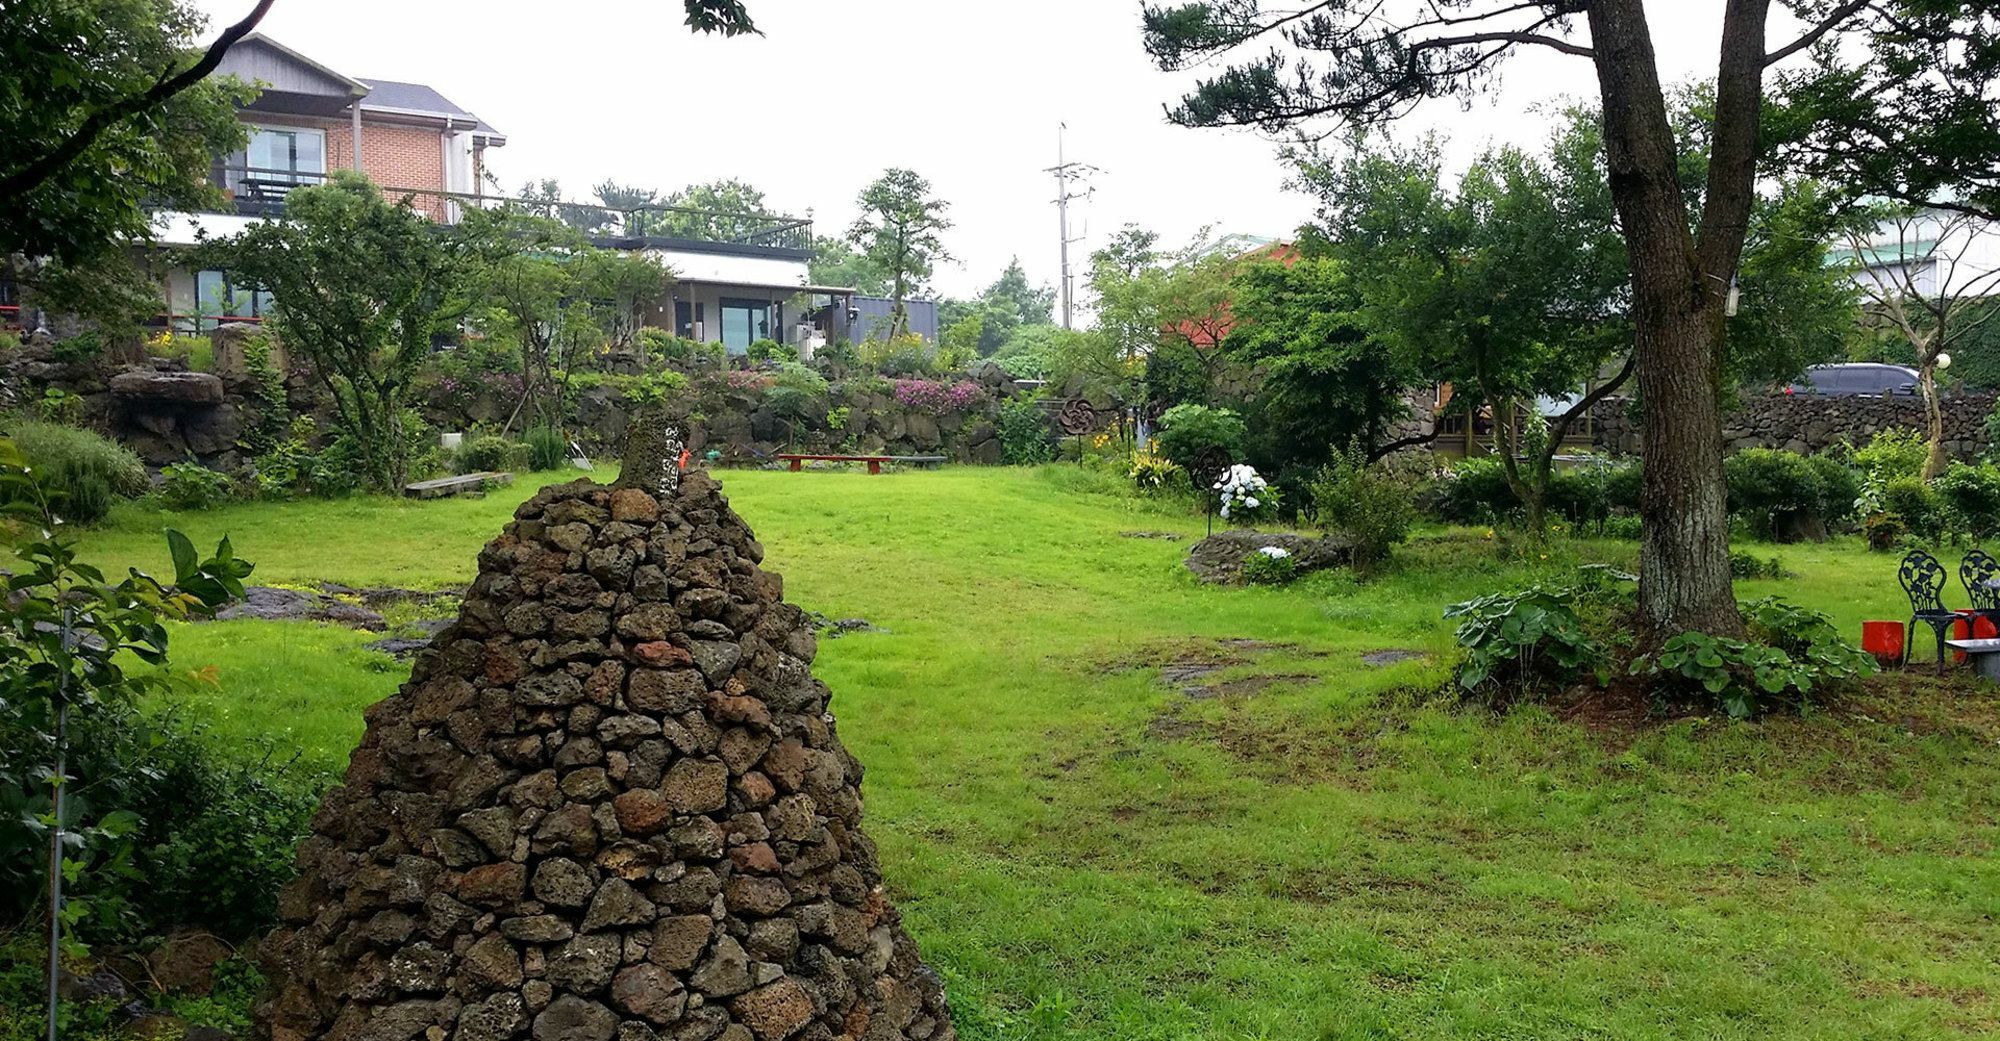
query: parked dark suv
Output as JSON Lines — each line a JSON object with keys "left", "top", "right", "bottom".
{"left": 1786, "top": 363, "right": 1920, "bottom": 397}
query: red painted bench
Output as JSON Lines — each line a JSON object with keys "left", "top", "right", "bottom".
{"left": 777, "top": 454, "right": 946, "bottom": 474}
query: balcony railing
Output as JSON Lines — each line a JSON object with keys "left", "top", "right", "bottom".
{"left": 199, "top": 166, "right": 813, "bottom": 253}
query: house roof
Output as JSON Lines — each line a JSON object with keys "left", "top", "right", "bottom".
{"left": 356, "top": 78, "right": 506, "bottom": 145}
{"left": 214, "top": 34, "right": 505, "bottom": 146}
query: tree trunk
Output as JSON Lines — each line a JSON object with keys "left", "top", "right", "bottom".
{"left": 1920, "top": 359, "right": 1947, "bottom": 478}
{"left": 1587, "top": 0, "right": 1764, "bottom": 643}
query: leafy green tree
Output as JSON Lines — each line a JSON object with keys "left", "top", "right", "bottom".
{"left": 809, "top": 236, "right": 891, "bottom": 295}
{"left": 1141, "top": 0, "right": 2000, "bottom": 645}
{"left": 1, "top": 0, "right": 260, "bottom": 333}
{"left": 1222, "top": 255, "right": 1424, "bottom": 477}
{"left": 213, "top": 173, "right": 490, "bottom": 490}
{"left": 658, "top": 178, "right": 776, "bottom": 241}
{"left": 1088, "top": 225, "right": 1166, "bottom": 364}
{"left": 848, "top": 169, "right": 953, "bottom": 340}
{"left": 476, "top": 213, "right": 672, "bottom": 432}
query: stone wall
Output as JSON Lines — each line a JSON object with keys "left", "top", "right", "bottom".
{"left": 1589, "top": 392, "right": 1997, "bottom": 460}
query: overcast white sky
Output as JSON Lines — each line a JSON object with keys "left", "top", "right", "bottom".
{"left": 192, "top": 1, "right": 1795, "bottom": 300}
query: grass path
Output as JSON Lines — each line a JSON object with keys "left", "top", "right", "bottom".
{"left": 69, "top": 466, "right": 2000, "bottom": 1039}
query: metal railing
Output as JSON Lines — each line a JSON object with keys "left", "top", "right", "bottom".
{"left": 199, "top": 165, "right": 813, "bottom": 252}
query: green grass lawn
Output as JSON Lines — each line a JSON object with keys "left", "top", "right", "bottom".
{"left": 62, "top": 466, "right": 2000, "bottom": 1039}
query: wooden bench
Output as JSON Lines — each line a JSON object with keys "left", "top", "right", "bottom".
{"left": 780, "top": 452, "right": 892, "bottom": 474}
{"left": 405, "top": 471, "right": 513, "bottom": 499}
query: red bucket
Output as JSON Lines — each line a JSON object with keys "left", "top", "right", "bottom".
{"left": 1861, "top": 620, "right": 1904, "bottom": 665}
{"left": 1951, "top": 612, "right": 1999, "bottom": 662}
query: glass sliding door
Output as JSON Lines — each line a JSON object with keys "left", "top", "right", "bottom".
{"left": 718, "top": 298, "right": 771, "bottom": 355}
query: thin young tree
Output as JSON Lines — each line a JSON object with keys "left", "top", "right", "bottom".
{"left": 1842, "top": 207, "right": 2000, "bottom": 478}
{"left": 848, "top": 169, "right": 953, "bottom": 340}
{"left": 1142, "top": 0, "right": 2000, "bottom": 644}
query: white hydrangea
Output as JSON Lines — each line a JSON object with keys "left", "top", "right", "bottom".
{"left": 1256, "top": 546, "right": 1291, "bottom": 559}
{"left": 1213, "top": 463, "right": 1270, "bottom": 520}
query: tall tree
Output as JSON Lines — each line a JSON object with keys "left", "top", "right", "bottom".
{"left": 1142, "top": 0, "right": 2000, "bottom": 645}
{"left": 1841, "top": 206, "right": 2000, "bottom": 478}
{"left": 848, "top": 169, "right": 953, "bottom": 340}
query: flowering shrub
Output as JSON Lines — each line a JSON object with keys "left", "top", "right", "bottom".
{"left": 1215, "top": 463, "right": 1280, "bottom": 524}
{"left": 1241, "top": 546, "right": 1298, "bottom": 585}
{"left": 1129, "top": 450, "right": 1181, "bottom": 491}
{"left": 893, "top": 378, "right": 985, "bottom": 416}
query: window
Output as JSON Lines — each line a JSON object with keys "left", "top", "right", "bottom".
{"left": 718, "top": 298, "right": 772, "bottom": 355}
{"left": 191, "top": 270, "right": 273, "bottom": 331}
{"left": 222, "top": 126, "right": 326, "bottom": 194}
{"left": 675, "top": 301, "right": 706, "bottom": 340}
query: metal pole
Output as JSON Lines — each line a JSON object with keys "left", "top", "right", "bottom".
{"left": 1056, "top": 127, "right": 1072, "bottom": 330}
{"left": 46, "top": 606, "right": 72, "bottom": 1041}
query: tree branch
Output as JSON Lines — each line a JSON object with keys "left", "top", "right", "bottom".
{"left": 0, "top": 0, "right": 276, "bottom": 200}
{"left": 1763, "top": 0, "right": 1871, "bottom": 66}
{"left": 1418, "top": 29, "right": 1594, "bottom": 59}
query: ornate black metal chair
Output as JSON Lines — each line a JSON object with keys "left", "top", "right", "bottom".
{"left": 1961, "top": 549, "right": 2000, "bottom": 625}
{"left": 1901, "top": 550, "right": 1958, "bottom": 674}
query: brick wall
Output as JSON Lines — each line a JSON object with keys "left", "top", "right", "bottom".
{"left": 267, "top": 116, "right": 449, "bottom": 219}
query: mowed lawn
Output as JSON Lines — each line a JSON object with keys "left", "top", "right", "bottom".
{"left": 70, "top": 467, "right": 2000, "bottom": 1040}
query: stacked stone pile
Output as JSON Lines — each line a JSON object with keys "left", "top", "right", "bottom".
{"left": 257, "top": 471, "right": 954, "bottom": 1041}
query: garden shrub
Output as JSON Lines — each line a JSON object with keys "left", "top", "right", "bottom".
{"left": 1603, "top": 459, "right": 1643, "bottom": 514}
{"left": 1153, "top": 403, "right": 1246, "bottom": 471}
{"left": 1934, "top": 462, "right": 2000, "bottom": 537}
{"left": 1240, "top": 547, "right": 1299, "bottom": 585}
{"left": 1865, "top": 511, "right": 1907, "bottom": 551}
{"left": 1215, "top": 463, "right": 1280, "bottom": 525}
{"left": 0, "top": 419, "right": 148, "bottom": 523}
{"left": 455, "top": 435, "right": 523, "bottom": 474}
{"left": 860, "top": 333, "right": 932, "bottom": 376}
{"left": 1851, "top": 428, "right": 1929, "bottom": 482}
{"left": 35, "top": 386, "right": 84, "bottom": 425}
{"left": 159, "top": 461, "right": 235, "bottom": 511}
{"left": 1127, "top": 449, "right": 1181, "bottom": 492}
{"left": 745, "top": 338, "right": 797, "bottom": 365}
{"left": 523, "top": 424, "right": 570, "bottom": 472}
{"left": 1429, "top": 456, "right": 1517, "bottom": 524}
{"left": 0, "top": 705, "right": 326, "bottom": 942}
{"left": 1729, "top": 550, "right": 1788, "bottom": 579}
{"left": 998, "top": 397, "right": 1055, "bottom": 464}
{"left": 1723, "top": 448, "right": 1855, "bottom": 539}
{"left": 892, "top": 378, "right": 983, "bottom": 416}
{"left": 1310, "top": 445, "right": 1415, "bottom": 568}
{"left": 1881, "top": 477, "right": 1946, "bottom": 540}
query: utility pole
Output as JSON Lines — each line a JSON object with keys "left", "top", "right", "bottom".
{"left": 1045, "top": 124, "right": 1097, "bottom": 330}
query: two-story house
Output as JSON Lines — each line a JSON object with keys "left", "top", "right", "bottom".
{"left": 153, "top": 33, "right": 505, "bottom": 327}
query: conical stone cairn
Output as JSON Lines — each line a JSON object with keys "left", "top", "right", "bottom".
{"left": 258, "top": 447, "right": 955, "bottom": 1041}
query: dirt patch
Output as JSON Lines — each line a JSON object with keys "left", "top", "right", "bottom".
{"left": 1119, "top": 530, "right": 1184, "bottom": 541}
{"left": 1205, "top": 673, "right": 1319, "bottom": 699}
{"left": 1360, "top": 649, "right": 1427, "bottom": 667}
